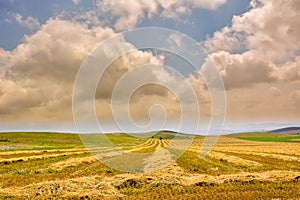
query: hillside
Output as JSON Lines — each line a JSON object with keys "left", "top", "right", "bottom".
{"left": 269, "top": 127, "right": 300, "bottom": 134}
{"left": 227, "top": 131, "right": 300, "bottom": 142}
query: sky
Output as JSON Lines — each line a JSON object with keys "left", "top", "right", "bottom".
{"left": 0, "top": 0, "right": 300, "bottom": 133}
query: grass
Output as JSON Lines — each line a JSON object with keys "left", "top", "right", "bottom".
{"left": 0, "top": 132, "right": 148, "bottom": 151}
{"left": 0, "top": 132, "right": 81, "bottom": 143}
{"left": 106, "top": 133, "right": 147, "bottom": 146}
{"left": 0, "top": 132, "right": 83, "bottom": 150}
{"left": 228, "top": 132, "right": 300, "bottom": 142}
{"left": 120, "top": 181, "right": 300, "bottom": 200}
{"left": 0, "top": 131, "right": 300, "bottom": 199}
{"left": 224, "top": 151, "right": 300, "bottom": 171}
{"left": 176, "top": 150, "right": 256, "bottom": 174}
{"left": 0, "top": 152, "right": 118, "bottom": 188}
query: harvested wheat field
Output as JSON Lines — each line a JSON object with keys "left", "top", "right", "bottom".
{"left": 0, "top": 132, "right": 299, "bottom": 199}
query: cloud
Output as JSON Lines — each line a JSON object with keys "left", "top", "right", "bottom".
{"left": 0, "top": 79, "right": 46, "bottom": 115}
{"left": 98, "top": 0, "right": 227, "bottom": 30}
{"left": 223, "top": 83, "right": 292, "bottom": 122}
{"left": 0, "top": 48, "right": 11, "bottom": 67}
{"left": 206, "top": 0, "right": 300, "bottom": 57}
{"left": 291, "top": 90, "right": 300, "bottom": 104}
{"left": 72, "top": 0, "right": 81, "bottom": 5}
{"left": 0, "top": 18, "right": 115, "bottom": 123}
{"left": 204, "top": 0, "right": 300, "bottom": 89}
{"left": 271, "top": 56, "right": 300, "bottom": 81}
{"left": 193, "top": 0, "right": 300, "bottom": 122}
{"left": 268, "top": 87, "right": 281, "bottom": 97}
{"left": 1, "top": 17, "right": 206, "bottom": 128}
{"left": 8, "top": 18, "right": 114, "bottom": 82}
{"left": 209, "top": 51, "right": 276, "bottom": 89}
{"left": 2, "top": 0, "right": 300, "bottom": 129}
{"left": 14, "top": 13, "right": 41, "bottom": 31}
{"left": 96, "top": 50, "right": 165, "bottom": 100}
{"left": 99, "top": 0, "right": 158, "bottom": 30}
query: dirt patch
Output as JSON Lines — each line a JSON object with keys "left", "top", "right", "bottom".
{"left": 115, "top": 179, "right": 140, "bottom": 189}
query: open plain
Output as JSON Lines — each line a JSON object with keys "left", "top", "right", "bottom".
{"left": 0, "top": 132, "right": 299, "bottom": 199}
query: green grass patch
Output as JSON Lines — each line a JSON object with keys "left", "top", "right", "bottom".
{"left": 228, "top": 132, "right": 300, "bottom": 142}
{"left": 0, "top": 132, "right": 83, "bottom": 150}
{"left": 176, "top": 150, "right": 252, "bottom": 174}
{"left": 106, "top": 133, "right": 147, "bottom": 146}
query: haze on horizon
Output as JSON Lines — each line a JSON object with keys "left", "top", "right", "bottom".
{"left": 0, "top": 0, "right": 299, "bottom": 133}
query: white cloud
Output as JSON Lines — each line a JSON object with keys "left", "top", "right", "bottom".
{"left": 14, "top": 13, "right": 40, "bottom": 31}
{"left": 0, "top": 18, "right": 115, "bottom": 122}
{"left": 206, "top": 0, "right": 300, "bottom": 58}
{"left": 208, "top": 51, "right": 276, "bottom": 89}
{"left": 0, "top": 48, "right": 11, "bottom": 67}
{"left": 198, "top": 0, "right": 300, "bottom": 121}
{"left": 1, "top": 17, "right": 206, "bottom": 126}
{"left": 204, "top": 0, "right": 300, "bottom": 89}
{"left": 72, "top": 0, "right": 81, "bottom": 5}
{"left": 99, "top": 0, "right": 158, "bottom": 30}
{"left": 271, "top": 56, "right": 300, "bottom": 81}
{"left": 97, "top": 0, "right": 227, "bottom": 30}
{"left": 3, "top": 0, "right": 300, "bottom": 127}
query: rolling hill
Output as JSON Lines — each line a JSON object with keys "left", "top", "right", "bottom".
{"left": 269, "top": 127, "right": 300, "bottom": 134}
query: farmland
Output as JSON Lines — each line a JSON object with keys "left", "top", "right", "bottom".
{"left": 0, "top": 132, "right": 299, "bottom": 199}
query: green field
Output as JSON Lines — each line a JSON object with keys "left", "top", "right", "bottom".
{"left": 229, "top": 132, "right": 300, "bottom": 142}
{"left": 0, "top": 132, "right": 83, "bottom": 150}
{"left": 0, "top": 132, "right": 299, "bottom": 199}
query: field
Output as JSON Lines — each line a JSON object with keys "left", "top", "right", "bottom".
{"left": 0, "top": 132, "right": 299, "bottom": 199}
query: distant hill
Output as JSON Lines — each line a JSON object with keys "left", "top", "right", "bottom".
{"left": 151, "top": 131, "right": 194, "bottom": 139}
{"left": 269, "top": 127, "right": 300, "bottom": 135}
